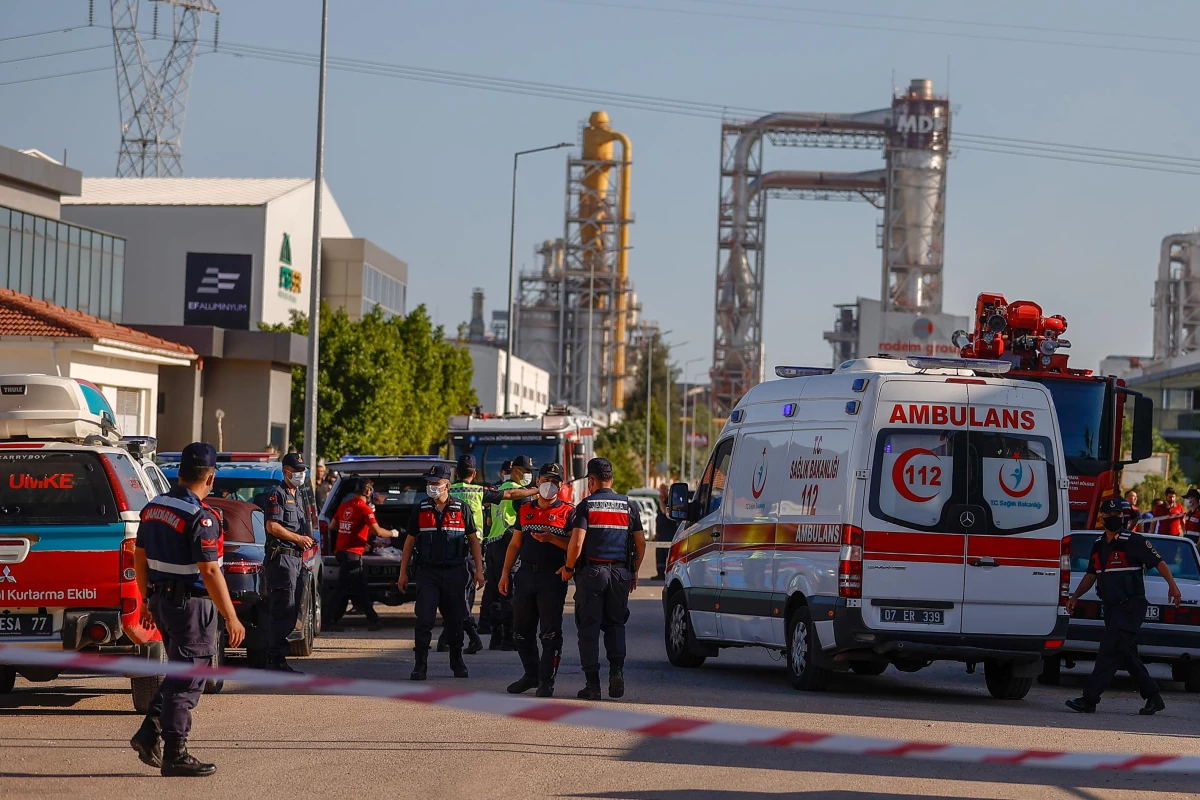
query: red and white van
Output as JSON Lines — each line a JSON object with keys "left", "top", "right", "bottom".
{"left": 663, "top": 356, "right": 1071, "bottom": 699}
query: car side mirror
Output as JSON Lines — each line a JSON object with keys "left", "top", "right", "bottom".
{"left": 668, "top": 482, "right": 690, "bottom": 521}
{"left": 572, "top": 453, "right": 588, "bottom": 481}
{"left": 1130, "top": 394, "right": 1154, "bottom": 462}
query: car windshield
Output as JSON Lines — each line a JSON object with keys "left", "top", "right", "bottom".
{"left": 1070, "top": 532, "right": 1200, "bottom": 581}
{"left": 1035, "top": 378, "right": 1110, "bottom": 464}
{"left": 449, "top": 437, "right": 561, "bottom": 485}
{"left": 209, "top": 477, "right": 278, "bottom": 503}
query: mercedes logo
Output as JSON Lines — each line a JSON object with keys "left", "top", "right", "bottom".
{"left": 959, "top": 511, "right": 976, "bottom": 528}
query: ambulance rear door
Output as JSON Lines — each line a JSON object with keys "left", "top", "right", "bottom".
{"left": 960, "top": 383, "right": 1063, "bottom": 636}
{"left": 860, "top": 380, "right": 970, "bottom": 633}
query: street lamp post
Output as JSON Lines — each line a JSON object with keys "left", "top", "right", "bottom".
{"left": 302, "top": 0, "right": 329, "bottom": 470}
{"left": 504, "top": 141, "right": 573, "bottom": 415}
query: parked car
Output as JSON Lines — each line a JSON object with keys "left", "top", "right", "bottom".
{"left": 318, "top": 456, "right": 455, "bottom": 621}
{"left": 628, "top": 489, "right": 660, "bottom": 542}
{"left": 160, "top": 457, "right": 324, "bottom": 649}
{"left": 1045, "top": 531, "right": 1200, "bottom": 690}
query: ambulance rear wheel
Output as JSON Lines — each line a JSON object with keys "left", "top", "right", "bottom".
{"left": 664, "top": 593, "right": 706, "bottom": 668}
{"left": 984, "top": 659, "right": 1032, "bottom": 700}
{"left": 786, "top": 607, "right": 829, "bottom": 692}
{"left": 0, "top": 666, "right": 15, "bottom": 694}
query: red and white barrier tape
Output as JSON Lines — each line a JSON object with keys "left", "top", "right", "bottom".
{"left": 0, "top": 644, "right": 1197, "bottom": 772}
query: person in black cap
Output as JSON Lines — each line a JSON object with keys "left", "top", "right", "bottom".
{"left": 482, "top": 454, "right": 536, "bottom": 650}
{"left": 129, "top": 442, "right": 246, "bottom": 777}
{"left": 1065, "top": 498, "right": 1182, "bottom": 715}
{"left": 397, "top": 463, "right": 484, "bottom": 680}
{"left": 257, "top": 451, "right": 315, "bottom": 673}
{"left": 559, "top": 457, "right": 645, "bottom": 700}
{"left": 498, "top": 462, "right": 574, "bottom": 696}
{"left": 443, "top": 454, "right": 536, "bottom": 653}
{"left": 1183, "top": 488, "right": 1200, "bottom": 544}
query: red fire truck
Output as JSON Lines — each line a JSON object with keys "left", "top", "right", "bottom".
{"left": 953, "top": 292, "right": 1154, "bottom": 528}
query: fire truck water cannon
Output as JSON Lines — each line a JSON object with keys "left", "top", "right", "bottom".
{"left": 951, "top": 293, "right": 1081, "bottom": 374}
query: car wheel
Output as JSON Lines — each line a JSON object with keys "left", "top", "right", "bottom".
{"left": 786, "top": 607, "right": 829, "bottom": 691}
{"left": 131, "top": 640, "right": 167, "bottom": 714}
{"left": 312, "top": 571, "right": 324, "bottom": 637}
{"left": 1179, "top": 663, "right": 1200, "bottom": 693}
{"left": 1037, "top": 655, "right": 1062, "bottom": 686}
{"left": 204, "top": 623, "right": 226, "bottom": 694}
{"left": 984, "top": 659, "right": 1033, "bottom": 700}
{"left": 850, "top": 661, "right": 888, "bottom": 676}
{"left": 0, "top": 666, "right": 15, "bottom": 694}
{"left": 664, "top": 593, "right": 706, "bottom": 668}
{"left": 289, "top": 580, "right": 316, "bottom": 658}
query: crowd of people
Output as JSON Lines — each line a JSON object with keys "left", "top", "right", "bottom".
{"left": 1123, "top": 486, "right": 1200, "bottom": 542}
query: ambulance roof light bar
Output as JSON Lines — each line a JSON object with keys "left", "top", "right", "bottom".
{"left": 906, "top": 356, "right": 1012, "bottom": 374}
{"left": 775, "top": 366, "right": 835, "bottom": 379}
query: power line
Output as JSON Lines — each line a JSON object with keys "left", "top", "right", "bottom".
{"left": 0, "top": 27, "right": 85, "bottom": 46}
{"left": 0, "top": 44, "right": 111, "bottom": 67}
{"left": 954, "top": 133, "right": 1200, "bottom": 169}
{"left": 0, "top": 64, "right": 114, "bottom": 88}
{"left": 954, "top": 144, "right": 1200, "bottom": 177}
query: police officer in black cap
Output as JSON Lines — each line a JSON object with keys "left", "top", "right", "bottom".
{"left": 129, "top": 442, "right": 246, "bottom": 777}
{"left": 397, "top": 463, "right": 485, "bottom": 680}
{"left": 1066, "top": 498, "right": 1182, "bottom": 715}
{"left": 559, "top": 457, "right": 645, "bottom": 700}
{"left": 258, "top": 452, "right": 314, "bottom": 673}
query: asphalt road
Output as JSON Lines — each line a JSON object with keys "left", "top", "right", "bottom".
{"left": 3, "top": 555, "right": 1200, "bottom": 799}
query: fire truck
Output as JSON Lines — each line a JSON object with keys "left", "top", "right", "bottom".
{"left": 442, "top": 407, "right": 595, "bottom": 500}
{"left": 952, "top": 292, "right": 1154, "bottom": 529}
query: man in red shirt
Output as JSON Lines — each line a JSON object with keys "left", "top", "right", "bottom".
{"left": 1153, "top": 488, "right": 1185, "bottom": 536}
{"left": 329, "top": 476, "right": 400, "bottom": 630}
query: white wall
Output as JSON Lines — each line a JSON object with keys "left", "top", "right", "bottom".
{"left": 261, "top": 183, "right": 353, "bottom": 327}
{"left": 468, "top": 343, "right": 550, "bottom": 416}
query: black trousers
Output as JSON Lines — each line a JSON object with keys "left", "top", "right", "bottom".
{"left": 512, "top": 567, "right": 569, "bottom": 678}
{"left": 414, "top": 563, "right": 469, "bottom": 652}
{"left": 573, "top": 563, "right": 632, "bottom": 673}
{"left": 330, "top": 551, "right": 378, "bottom": 624}
{"left": 482, "top": 534, "right": 513, "bottom": 628}
{"left": 264, "top": 547, "right": 303, "bottom": 658}
{"left": 1084, "top": 601, "right": 1159, "bottom": 704}
{"left": 148, "top": 593, "right": 216, "bottom": 743}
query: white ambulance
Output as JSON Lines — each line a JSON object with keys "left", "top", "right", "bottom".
{"left": 662, "top": 356, "right": 1072, "bottom": 699}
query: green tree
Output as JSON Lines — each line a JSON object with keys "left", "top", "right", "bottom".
{"left": 265, "top": 302, "right": 476, "bottom": 459}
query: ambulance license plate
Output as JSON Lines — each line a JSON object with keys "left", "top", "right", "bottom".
{"left": 0, "top": 613, "right": 53, "bottom": 636}
{"left": 880, "top": 608, "right": 944, "bottom": 625}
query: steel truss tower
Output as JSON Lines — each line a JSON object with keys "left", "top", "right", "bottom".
{"left": 111, "top": 0, "right": 218, "bottom": 177}
{"left": 1153, "top": 232, "right": 1200, "bottom": 360}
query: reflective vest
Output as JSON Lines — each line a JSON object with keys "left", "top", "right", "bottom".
{"left": 415, "top": 498, "right": 469, "bottom": 566}
{"left": 518, "top": 499, "right": 574, "bottom": 569}
{"left": 579, "top": 489, "right": 632, "bottom": 563}
{"left": 449, "top": 482, "right": 485, "bottom": 533}
{"left": 487, "top": 480, "right": 520, "bottom": 542}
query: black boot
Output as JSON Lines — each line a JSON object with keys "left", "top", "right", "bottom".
{"left": 500, "top": 624, "right": 517, "bottom": 651}
{"left": 450, "top": 649, "right": 469, "bottom": 679}
{"left": 508, "top": 650, "right": 539, "bottom": 694}
{"left": 465, "top": 625, "right": 484, "bottom": 655}
{"left": 577, "top": 670, "right": 602, "bottom": 700}
{"left": 129, "top": 715, "right": 162, "bottom": 769}
{"left": 536, "top": 659, "right": 556, "bottom": 698}
{"left": 489, "top": 629, "right": 504, "bottom": 650}
{"left": 436, "top": 631, "right": 449, "bottom": 652}
{"left": 160, "top": 740, "right": 216, "bottom": 778}
{"left": 265, "top": 654, "right": 302, "bottom": 674}
{"left": 1065, "top": 696, "right": 1096, "bottom": 713}
{"left": 609, "top": 660, "right": 625, "bottom": 699}
{"left": 410, "top": 648, "right": 429, "bottom": 681}
{"left": 1139, "top": 694, "right": 1166, "bottom": 715}
{"left": 478, "top": 618, "right": 492, "bottom": 635}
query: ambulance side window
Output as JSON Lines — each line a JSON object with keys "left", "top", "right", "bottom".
{"left": 695, "top": 438, "right": 735, "bottom": 519}
{"left": 968, "top": 432, "right": 1058, "bottom": 534}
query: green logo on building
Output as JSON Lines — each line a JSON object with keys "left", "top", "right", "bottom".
{"left": 280, "top": 233, "right": 292, "bottom": 265}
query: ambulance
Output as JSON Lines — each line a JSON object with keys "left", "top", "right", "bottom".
{"left": 663, "top": 355, "right": 1073, "bottom": 699}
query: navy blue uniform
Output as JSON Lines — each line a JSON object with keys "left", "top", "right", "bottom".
{"left": 259, "top": 482, "right": 307, "bottom": 660}
{"left": 406, "top": 497, "right": 477, "bottom": 653}
{"left": 136, "top": 487, "right": 222, "bottom": 744}
{"left": 512, "top": 499, "right": 573, "bottom": 683}
{"left": 570, "top": 489, "right": 643, "bottom": 673}
{"left": 1083, "top": 530, "right": 1165, "bottom": 704}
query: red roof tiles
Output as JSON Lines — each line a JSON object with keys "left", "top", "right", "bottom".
{"left": 0, "top": 288, "right": 194, "bottom": 357}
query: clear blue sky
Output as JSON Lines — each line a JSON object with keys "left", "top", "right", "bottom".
{"left": 4, "top": 0, "right": 1199, "bottom": 377}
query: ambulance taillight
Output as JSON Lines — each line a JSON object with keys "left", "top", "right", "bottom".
{"left": 838, "top": 525, "right": 864, "bottom": 599}
{"left": 1059, "top": 534, "right": 1072, "bottom": 612}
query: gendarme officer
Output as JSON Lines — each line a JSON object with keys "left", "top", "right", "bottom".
{"left": 398, "top": 464, "right": 485, "bottom": 680}
{"left": 259, "top": 452, "right": 315, "bottom": 673}
{"left": 559, "top": 457, "right": 645, "bottom": 701}
{"left": 129, "top": 442, "right": 246, "bottom": 777}
{"left": 1066, "top": 498, "right": 1182, "bottom": 715}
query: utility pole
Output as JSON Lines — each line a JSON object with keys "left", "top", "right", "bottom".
{"left": 302, "top": 0, "right": 328, "bottom": 469}
{"left": 643, "top": 336, "right": 653, "bottom": 486}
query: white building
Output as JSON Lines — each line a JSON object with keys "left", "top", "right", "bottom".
{"left": 467, "top": 343, "right": 550, "bottom": 416}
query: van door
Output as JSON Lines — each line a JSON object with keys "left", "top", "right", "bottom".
{"left": 960, "top": 384, "right": 1062, "bottom": 636}
{"left": 718, "top": 426, "right": 788, "bottom": 644}
{"left": 679, "top": 437, "right": 735, "bottom": 640}
{"left": 860, "top": 381, "right": 970, "bottom": 633}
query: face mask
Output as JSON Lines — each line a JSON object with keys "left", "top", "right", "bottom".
{"left": 1102, "top": 515, "right": 1122, "bottom": 532}
{"left": 500, "top": 473, "right": 510, "bottom": 483}
{"left": 520, "top": 473, "right": 533, "bottom": 487}
{"left": 287, "top": 471, "right": 306, "bottom": 487}
{"left": 427, "top": 484, "right": 445, "bottom": 499}
{"left": 538, "top": 482, "right": 558, "bottom": 500}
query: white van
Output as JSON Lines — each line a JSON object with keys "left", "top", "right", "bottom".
{"left": 662, "top": 357, "right": 1071, "bottom": 699}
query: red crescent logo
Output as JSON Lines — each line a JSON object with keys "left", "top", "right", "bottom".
{"left": 892, "top": 448, "right": 939, "bottom": 503}
{"left": 751, "top": 448, "right": 768, "bottom": 499}
{"left": 998, "top": 461, "right": 1035, "bottom": 498}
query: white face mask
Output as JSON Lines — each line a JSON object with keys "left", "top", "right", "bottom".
{"left": 427, "top": 483, "right": 446, "bottom": 499}
{"left": 500, "top": 472, "right": 510, "bottom": 483}
{"left": 519, "top": 472, "right": 533, "bottom": 487}
{"left": 538, "top": 482, "right": 558, "bottom": 500}
{"left": 287, "top": 471, "right": 306, "bottom": 487}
